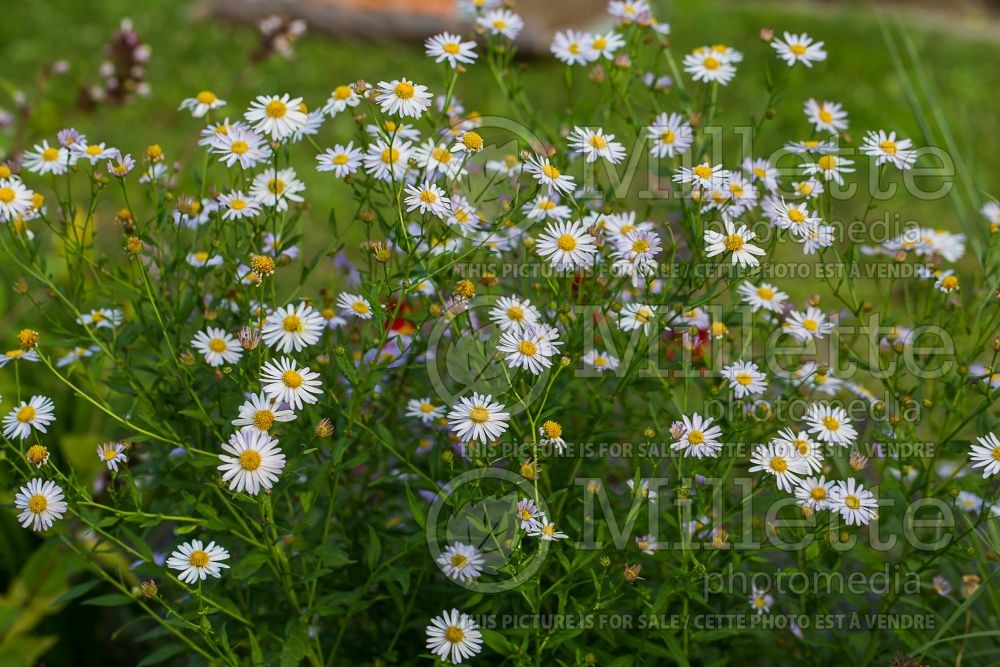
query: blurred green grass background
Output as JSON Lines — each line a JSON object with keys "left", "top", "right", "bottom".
{"left": 0, "top": 0, "right": 999, "bottom": 663}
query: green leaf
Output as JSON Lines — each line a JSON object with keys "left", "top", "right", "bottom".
{"left": 51, "top": 579, "right": 101, "bottom": 607}
{"left": 367, "top": 525, "right": 381, "bottom": 572}
{"left": 405, "top": 484, "right": 426, "bottom": 529}
{"left": 82, "top": 593, "right": 134, "bottom": 607}
{"left": 280, "top": 618, "right": 310, "bottom": 667}
{"left": 231, "top": 552, "right": 269, "bottom": 580}
{"left": 136, "top": 643, "right": 186, "bottom": 666}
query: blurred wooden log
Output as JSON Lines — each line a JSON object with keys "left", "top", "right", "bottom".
{"left": 200, "top": 0, "right": 609, "bottom": 55}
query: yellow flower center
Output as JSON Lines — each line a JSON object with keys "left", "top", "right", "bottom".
{"left": 941, "top": 275, "right": 958, "bottom": 290}
{"left": 753, "top": 167, "right": 767, "bottom": 178}
{"left": 230, "top": 199, "right": 247, "bottom": 210}
{"left": 687, "top": 430, "right": 705, "bottom": 445}
{"left": 790, "top": 43, "right": 807, "bottom": 56}
{"left": 492, "top": 19, "right": 507, "bottom": 29}
{"left": 632, "top": 239, "right": 650, "bottom": 253}
{"left": 469, "top": 406, "right": 490, "bottom": 424}
{"left": 771, "top": 456, "right": 788, "bottom": 473}
{"left": 724, "top": 234, "right": 745, "bottom": 252}
{"left": 333, "top": 85, "right": 352, "bottom": 100}
{"left": 822, "top": 416, "right": 840, "bottom": 431}
{"left": 636, "top": 308, "right": 652, "bottom": 323}
{"left": 538, "top": 199, "right": 555, "bottom": 210}
{"left": 693, "top": 165, "right": 713, "bottom": 179}
{"left": 462, "top": 132, "right": 483, "bottom": 151}
{"left": 283, "top": 369, "right": 303, "bottom": 388}
{"left": 844, "top": 495, "right": 860, "bottom": 510}
{"left": 196, "top": 91, "right": 217, "bottom": 104}
{"left": 332, "top": 153, "right": 350, "bottom": 165}
{"left": 381, "top": 147, "right": 400, "bottom": 165}
{"left": 542, "top": 524, "right": 556, "bottom": 537}
{"left": 594, "top": 356, "right": 607, "bottom": 367}
{"left": 788, "top": 209, "right": 806, "bottom": 224}
{"left": 797, "top": 182, "right": 814, "bottom": 195}
{"left": 188, "top": 550, "right": 210, "bottom": 567}
{"left": 444, "top": 626, "right": 465, "bottom": 644}
{"left": 443, "top": 42, "right": 461, "bottom": 55}
{"left": 593, "top": 36, "right": 607, "bottom": 50}
{"left": 282, "top": 314, "right": 303, "bottom": 333}
{"left": 42, "top": 147, "right": 60, "bottom": 161}
{"left": 817, "top": 155, "right": 838, "bottom": 171}
{"left": 28, "top": 494, "right": 48, "bottom": 514}
{"left": 757, "top": 286, "right": 774, "bottom": 300}
{"left": 449, "top": 553, "right": 468, "bottom": 567}
{"left": 542, "top": 420, "right": 562, "bottom": 438}
{"left": 16, "top": 406, "right": 36, "bottom": 423}
{"left": 393, "top": 82, "right": 415, "bottom": 100}
{"left": 0, "top": 187, "right": 15, "bottom": 203}
{"left": 811, "top": 487, "right": 826, "bottom": 501}
{"left": 265, "top": 100, "right": 287, "bottom": 118}
{"left": 507, "top": 305, "right": 525, "bottom": 321}
{"left": 239, "top": 449, "right": 262, "bottom": 471}
{"left": 735, "top": 372, "right": 753, "bottom": 386}
{"left": 102, "top": 447, "right": 119, "bottom": 461}
{"left": 802, "top": 319, "right": 819, "bottom": 332}
{"left": 541, "top": 164, "right": 561, "bottom": 180}
{"left": 27, "top": 445, "right": 48, "bottom": 465}
{"left": 420, "top": 189, "right": 438, "bottom": 204}
{"left": 208, "top": 338, "right": 227, "bottom": 352}
{"left": 267, "top": 179, "right": 285, "bottom": 195}
{"left": 660, "top": 129, "right": 676, "bottom": 144}
{"left": 556, "top": 234, "right": 577, "bottom": 251}
{"left": 589, "top": 134, "right": 608, "bottom": 150}
{"left": 230, "top": 140, "right": 249, "bottom": 155}
{"left": 818, "top": 108, "right": 833, "bottom": 123}
{"left": 992, "top": 446, "right": 1000, "bottom": 462}
{"left": 518, "top": 340, "right": 538, "bottom": 356}
{"left": 254, "top": 410, "right": 276, "bottom": 431}
{"left": 795, "top": 439, "right": 810, "bottom": 455}
{"left": 351, "top": 301, "right": 369, "bottom": 315}
{"left": 419, "top": 403, "right": 435, "bottom": 414}
{"left": 703, "top": 57, "right": 720, "bottom": 70}
{"left": 87, "top": 145, "right": 103, "bottom": 156}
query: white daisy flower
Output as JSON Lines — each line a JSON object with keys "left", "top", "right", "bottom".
{"left": 218, "top": 429, "right": 286, "bottom": 495}
{"left": 97, "top": 441, "right": 128, "bottom": 472}
{"left": 426, "top": 609, "right": 483, "bottom": 664}
{"left": 0, "top": 178, "right": 35, "bottom": 221}
{"left": 77, "top": 307, "right": 123, "bottom": 329}
{"left": 179, "top": 90, "right": 226, "bottom": 117}
{"left": 742, "top": 157, "right": 780, "bottom": 192}
{"left": 956, "top": 491, "right": 983, "bottom": 513}
{"left": 476, "top": 9, "right": 523, "bottom": 40}
{"left": 683, "top": 48, "right": 737, "bottom": 85}
{"left": 523, "top": 194, "right": 571, "bottom": 222}
{"left": 970, "top": 433, "right": 1000, "bottom": 478}
{"left": 436, "top": 542, "right": 484, "bottom": 583}
{"left": 322, "top": 84, "right": 361, "bottom": 117}
{"left": 803, "top": 154, "right": 855, "bottom": 185}
{"left": 497, "top": 323, "right": 562, "bottom": 374}
{"left": 406, "top": 398, "right": 445, "bottom": 425}
{"left": 261, "top": 302, "right": 325, "bottom": 354}
{"left": 612, "top": 230, "right": 661, "bottom": 285}
{"left": 404, "top": 181, "right": 452, "bottom": 218}
{"left": 587, "top": 31, "right": 624, "bottom": 60}
{"left": 3, "top": 395, "right": 56, "bottom": 440}
{"left": 315, "top": 143, "right": 363, "bottom": 178}
{"left": 23, "top": 140, "right": 70, "bottom": 175}
{"left": 217, "top": 191, "right": 261, "bottom": 220}
{"left": 635, "top": 534, "right": 657, "bottom": 554}
{"left": 166, "top": 539, "right": 231, "bottom": 584}
{"left": 648, "top": 112, "right": 693, "bottom": 158}
{"left": 211, "top": 124, "right": 272, "bottom": 169}
{"left": 363, "top": 139, "right": 412, "bottom": 182}
{"left": 794, "top": 475, "right": 835, "bottom": 510}
{"left": 582, "top": 349, "right": 620, "bottom": 372}
{"left": 191, "top": 327, "right": 243, "bottom": 366}
{"left": 673, "top": 162, "right": 727, "bottom": 189}
{"left": 860, "top": 130, "right": 917, "bottom": 170}
{"left": 489, "top": 296, "right": 540, "bottom": 333}
{"left": 0, "top": 348, "right": 39, "bottom": 368}
{"left": 981, "top": 201, "right": 1000, "bottom": 226}
{"left": 250, "top": 167, "right": 305, "bottom": 212}
{"left": 704, "top": 220, "right": 766, "bottom": 268}
{"left": 375, "top": 78, "right": 433, "bottom": 119}
{"left": 260, "top": 357, "right": 323, "bottom": 410}
{"left": 447, "top": 393, "right": 510, "bottom": 444}
{"left": 785, "top": 306, "right": 834, "bottom": 341}
{"left": 768, "top": 198, "right": 821, "bottom": 237}
{"left": 524, "top": 155, "right": 576, "bottom": 195}
{"left": 56, "top": 345, "right": 98, "bottom": 368}
{"left": 721, "top": 360, "right": 767, "bottom": 398}
{"left": 772, "top": 32, "right": 827, "bottom": 67}
{"left": 515, "top": 498, "right": 544, "bottom": 529}
{"left": 232, "top": 392, "right": 296, "bottom": 434}
{"left": 527, "top": 519, "right": 569, "bottom": 541}
{"left": 535, "top": 220, "right": 597, "bottom": 269}
{"left": 749, "top": 441, "right": 809, "bottom": 492}
{"left": 626, "top": 478, "right": 658, "bottom": 502}
{"left": 618, "top": 303, "right": 657, "bottom": 335}
{"left": 336, "top": 292, "right": 374, "bottom": 320}
{"left": 805, "top": 403, "right": 858, "bottom": 447}
{"left": 804, "top": 98, "right": 848, "bottom": 134}
{"left": 569, "top": 126, "right": 626, "bottom": 164}
{"left": 426, "top": 32, "right": 478, "bottom": 68}
{"left": 672, "top": 413, "right": 723, "bottom": 458}
{"left": 800, "top": 224, "right": 836, "bottom": 255}
{"left": 749, "top": 587, "right": 774, "bottom": 615}
{"left": 785, "top": 138, "right": 838, "bottom": 155}
{"left": 790, "top": 178, "right": 824, "bottom": 199}
{"left": 608, "top": 0, "right": 650, "bottom": 21}
{"left": 72, "top": 141, "right": 117, "bottom": 165}
{"left": 244, "top": 93, "right": 308, "bottom": 141}
{"left": 413, "top": 139, "right": 464, "bottom": 179}
{"left": 551, "top": 30, "right": 592, "bottom": 66}
{"left": 829, "top": 478, "right": 878, "bottom": 526}
{"left": 15, "top": 478, "right": 67, "bottom": 532}
{"left": 738, "top": 281, "right": 788, "bottom": 313}
{"left": 773, "top": 427, "right": 824, "bottom": 473}
{"left": 186, "top": 251, "right": 224, "bottom": 268}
